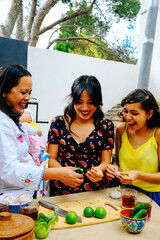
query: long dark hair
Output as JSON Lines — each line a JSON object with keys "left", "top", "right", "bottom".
{"left": 121, "top": 89, "right": 160, "bottom": 128}
{"left": 0, "top": 64, "right": 31, "bottom": 125}
{"left": 64, "top": 75, "right": 104, "bottom": 133}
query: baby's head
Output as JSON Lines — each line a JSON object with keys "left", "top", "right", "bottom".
{"left": 20, "top": 109, "right": 33, "bottom": 123}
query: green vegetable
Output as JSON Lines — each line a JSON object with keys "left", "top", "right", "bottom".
{"left": 84, "top": 206, "right": 95, "bottom": 217}
{"left": 34, "top": 212, "right": 58, "bottom": 239}
{"left": 65, "top": 211, "right": 78, "bottom": 224}
{"left": 34, "top": 223, "right": 49, "bottom": 239}
{"left": 89, "top": 169, "right": 97, "bottom": 172}
{"left": 76, "top": 168, "right": 84, "bottom": 174}
{"left": 46, "top": 211, "right": 58, "bottom": 222}
{"left": 38, "top": 213, "right": 47, "bottom": 219}
{"left": 36, "top": 213, "right": 47, "bottom": 224}
{"left": 132, "top": 209, "right": 147, "bottom": 219}
{"left": 130, "top": 202, "right": 146, "bottom": 218}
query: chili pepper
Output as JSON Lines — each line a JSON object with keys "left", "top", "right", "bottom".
{"left": 76, "top": 168, "right": 84, "bottom": 174}
{"left": 89, "top": 168, "right": 97, "bottom": 172}
{"left": 132, "top": 208, "right": 147, "bottom": 219}
{"left": 130, "top": 202, "right": 146, "bottom": 218}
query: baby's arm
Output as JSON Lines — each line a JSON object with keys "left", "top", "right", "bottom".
{"left": 37, "top": 129, "right": 42, "bottom": 136}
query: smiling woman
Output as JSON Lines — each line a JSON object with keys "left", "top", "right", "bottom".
{"left": 0, "top": 64, "right": 32, "bottom": 124}
{"left": 3, "top": 75, "right": 32, "bottom": 113}
{"left": 0, "top": 64, "right": 85, "bottom": 198}
{"left": 48, "top": 75, "right": 114, "bottom": 196}
{"left": 106, "top": 89, "right": 160, "bottom": 206}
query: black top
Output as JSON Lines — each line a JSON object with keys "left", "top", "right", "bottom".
{"left": 48, "top": 116, "right": 114, "bottom": 196}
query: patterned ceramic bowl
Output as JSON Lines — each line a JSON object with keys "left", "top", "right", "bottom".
{"left": 120, "top": 208, "right": 148, "bottom": 234}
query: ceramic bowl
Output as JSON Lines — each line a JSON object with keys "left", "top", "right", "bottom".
{"left": 0, "top": 192, "right": 32, "bottom": 214}
{"left": 120, "top": 208, "right": 148, "bottom": 234}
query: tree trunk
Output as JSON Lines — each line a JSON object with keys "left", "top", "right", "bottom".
{"left": 1, "top": 0, "right": 21, "bottom": 38}
{"left": 15, "top": 1, "right": 23, "bottom": 40}
{"left": 39, "top": 0, "right": 97, "bottom": 35}
{"left": 29, "top": 0, "right": 58, "bottom": 46}
{"left": 24, "top": 0, "right": 37, "bottom": 42}
{"left": 46, "top": 36, "right": 106, "bottom": 51}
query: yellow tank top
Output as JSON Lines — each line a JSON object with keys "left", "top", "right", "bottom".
{"left": 119, "top": 125, "right": 160, "bottom": 192}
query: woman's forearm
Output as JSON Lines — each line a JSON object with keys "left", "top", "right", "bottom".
{"left": 137, "top": 171, "right": 160, "bottom": 184}
{"left": 43, "top": 167, "right": 84, "bottom": 187}
{"left": 48, "top": 158, "right": 62, "bottom": 168}
{"left": 43, "top": 167, "right": 61, "bottom": 180}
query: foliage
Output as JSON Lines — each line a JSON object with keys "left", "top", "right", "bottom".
{"left": 53, "top": 0, "right": 140, "bottom": 63}
{"left": 0, "top": 0, "right": 141, "bottom": 63}
{"left": 111, "top": 0, "right": 141, "bottom": 20}
{"left": 53, "top": 0, "right": 110, "bottom": 55}
{"left": 68, "top": 33, "right": 104, "bottom": 58}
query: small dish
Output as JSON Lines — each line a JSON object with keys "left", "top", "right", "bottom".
{"left": 0, "top": 192, "right": 32, "bottom": 214}
{"left": 110, "top": 186, "right": 121, "bottom": 199}
{"left": 20, "top": 201, "right": 39, "bottom": 221}
{"left": 0, "top": 203, "right": 8, "bottom": 212}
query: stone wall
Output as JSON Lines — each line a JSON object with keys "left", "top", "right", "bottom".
{"left": 105, "top": 104, "right": 123, "bottom": 128}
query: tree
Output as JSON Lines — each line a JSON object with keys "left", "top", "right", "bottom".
{"left": 52, "top": 0, "right": 109, "bottom": 55}
{"left": 53, "top": 0, "right": 140, "bottom": 63}
{"left": 0, "top": 0, "right": 140, "bottom": 62}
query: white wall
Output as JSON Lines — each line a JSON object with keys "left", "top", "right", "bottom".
{"left": 0, "top": 0, "right": 158, "bottom": 157}
{"left": 27, "top": 47, "right": 138, "bottom": 141}
{"left": 27, "top": 1, "right": 160, "bottom": 141}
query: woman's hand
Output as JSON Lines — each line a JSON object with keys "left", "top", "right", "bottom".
{"left": 106, "top": 164, "right": 119, "bottom": 180}
{"left": 117, "top": 171, "right": 139, "bottom": 185}
{"left": 58, "top": 167, "right": 84, "bottom": 188}
{"left": 85, "top": 167, "right": 103, "bottom": 182}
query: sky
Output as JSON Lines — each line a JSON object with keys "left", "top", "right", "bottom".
{"left": 0, "top": 0, "right": 69, "bottom": 48}
{"left": 106, "top": 20, "right": 140, "bottom": 56}
{"left": 0, "top": 0, "right": 140, "bottom": 56}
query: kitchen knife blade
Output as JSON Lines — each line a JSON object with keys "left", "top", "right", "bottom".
{"left": 38, "top": 200, "right": 82, "bottom": 223}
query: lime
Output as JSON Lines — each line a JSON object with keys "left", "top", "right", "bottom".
{"left": 95, "top": 207, "right": 107, "bottom": 219}
{"left": 65, "top": 211, "right": 78, "bottom": 224}
{"left": 84, "top": 206, "right": 94, "bottom": 217}
{"left": 76, "top": 168, "right": 84, "bottom": 174}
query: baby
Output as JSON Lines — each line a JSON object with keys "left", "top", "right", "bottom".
{"left": 20, "top": 109, "right": 45, "bottom": 166}
{"left": 20, "top": 109, "right": 50, "bottom": 198}
{"left": 20, "top": 109, "right": 42, "bottom": 137}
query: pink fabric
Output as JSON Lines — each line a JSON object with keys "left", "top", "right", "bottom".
{"left": 17, "top": 135, "right": 24, "bottom": 143}
{"left": 28, "top": 135, "right": 46, "bottom": 166}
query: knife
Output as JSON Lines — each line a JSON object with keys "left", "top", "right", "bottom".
{"left": 38, "top": 200, "right": 82, "bottom": 223}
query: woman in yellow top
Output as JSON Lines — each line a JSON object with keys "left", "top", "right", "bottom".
{"left": 106, "top": 89, "right": 160, "bottom": 206}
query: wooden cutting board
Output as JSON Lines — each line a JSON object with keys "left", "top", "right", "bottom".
{"left": 39, "top": 198, "right": 122, "bottom": 229}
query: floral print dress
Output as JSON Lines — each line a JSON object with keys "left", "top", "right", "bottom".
{"left": 48, "top": 116, "right": 114, "bottom": 196}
